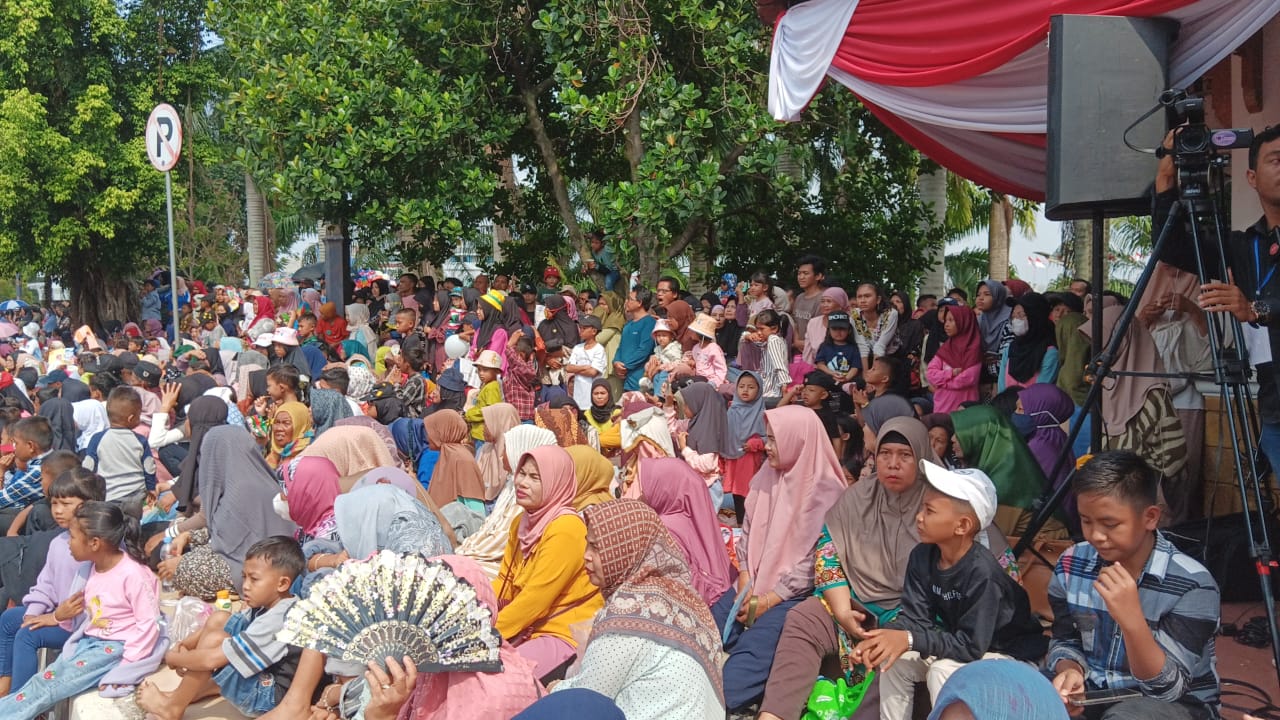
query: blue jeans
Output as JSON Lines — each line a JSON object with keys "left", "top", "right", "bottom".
{"left": 1258, "top": 420, "right": 1280, "bottom": 483}
{"left": 213, "top": 614, "right": 279, "bottom": 716}
{"left": 711, "top": 586, "right": 802, "bottom": 710}
{"left": 0, "top": 637, "right": 123, "bottom": 720}
{"left": 0, "top": 606, "right": 73, "bottom": 690}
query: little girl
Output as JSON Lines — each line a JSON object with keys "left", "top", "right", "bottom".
{"left": 0, "top": 502, "right": 161, "bottom": 720}
{"left": 721, "top": 372, "right": 766, "bottom": 524}
{"left": 688, "top": 313, "right": 727, "bottom": 388}
{"left": 641, "top": 319, "right": 684, "bottom": 398}
{"left": 814, "top": 312, "right": 861, "bottom": 384}
{"left": 753, "top": 309, "right": 792, "bottom": 405}
{"left": 0, "top": 468, "right": 104, "bottom": 696}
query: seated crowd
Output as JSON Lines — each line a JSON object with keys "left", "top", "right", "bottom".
{"left": 0, "top": 257, "right": 1222, "bottom": 720}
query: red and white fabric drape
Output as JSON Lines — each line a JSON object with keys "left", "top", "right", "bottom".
{"left": 766, "top": 0, "right": 1280, "bottom": 199}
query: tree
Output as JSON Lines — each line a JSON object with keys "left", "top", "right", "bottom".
{"left": 214, "top": 0, "right": 939, "bottom": 291}
{"left": 212, "top": 0, "right": 513, "bottom": 274}
{"left": 0, "top": 0, "right": 220, "bottom": 328}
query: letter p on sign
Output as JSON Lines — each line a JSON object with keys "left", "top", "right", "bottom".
{"left": 146, "top": 104, "right": 182, "bottom": 172}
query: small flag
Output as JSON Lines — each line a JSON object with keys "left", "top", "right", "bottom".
{"left": 1028, "top": 255, "right": 1047, "bottom": 269}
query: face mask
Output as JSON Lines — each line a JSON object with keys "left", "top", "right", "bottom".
{"left": 1009, "top": 318, "right": 1029, "bottom": 337}
{"left": 272, "top": 493, "right": 292, "bottom": 522}
{"left": 1010, "top": 412, "right": 1036, "bottom": 438}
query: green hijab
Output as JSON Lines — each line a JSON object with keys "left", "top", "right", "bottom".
{"left": 950, "top": 405, "right": 1046, "bottom": 515}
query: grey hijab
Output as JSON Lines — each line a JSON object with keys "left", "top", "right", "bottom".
{"left": 333, "top": 484, "right": 452, "bottom": 560}
{"left": 198, "top": 426, "right": 298, "bottom": 590}
{"left": 976, "top": 279, "right": 1011, "bottom": 352}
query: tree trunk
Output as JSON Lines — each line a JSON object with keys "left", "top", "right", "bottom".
{"left": 518, "top": 81, "right": 586, "bottom": 261}
{"left": 622, "top": 106, "right": 664, "bottom": 289}
{"left": 987, "top": 194, "right": 1013, "bottom": 280}
{"left": 916, "top": 168, "right": 948, "bottom": 296}
{"left": 66, "top": 261, "right": 136, "bottom": 332}
{"left": 246, "top": 172, "right": 267, "bottom": 287}
{"left": 1070, "top": 218, "right": 1092, "bottom": 282}
{"left": 43, "top": 275, "right": 53, "bottom": 305}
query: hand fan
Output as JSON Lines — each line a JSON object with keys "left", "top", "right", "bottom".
{"left": 278, "top": 550, "right": 503, "bottom": 673}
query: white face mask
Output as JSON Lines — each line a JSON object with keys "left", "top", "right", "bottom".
{"left": 272, "top": 493, "right": 292, "bottom": 522}
{"left": 1009, "top": 318, "right": 1029, "bottom": 337}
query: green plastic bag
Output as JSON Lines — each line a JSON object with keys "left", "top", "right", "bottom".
{"left": 800, "top": 669, "right": 876, "bottom": 720}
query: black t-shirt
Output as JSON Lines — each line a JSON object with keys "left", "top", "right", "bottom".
{"left": 889, "top": 541, "right": 1047, "bottom": 662}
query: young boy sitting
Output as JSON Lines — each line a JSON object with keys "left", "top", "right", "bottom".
{"left": 1048, "top": 451, "right": 1220, "bottom": 720}
{"left": 137, "top": 536, "right": 311, "bottom": 720}
{"left": 81, "top": 387, "right": 156, "bottom": 520}
{"left": 0, "top": 417, "right": 55, "bottom": 534}
{"left": 856, "top": 462, "right": 1045, "bottom": 720}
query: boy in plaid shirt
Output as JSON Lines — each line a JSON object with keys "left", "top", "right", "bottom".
{"left": 1048, "top": 451, "right": 1220, "bottom": 719}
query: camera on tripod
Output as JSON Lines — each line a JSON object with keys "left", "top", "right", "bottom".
{"left": 1157, "top": 89, "right": 1254, "bottom": 198}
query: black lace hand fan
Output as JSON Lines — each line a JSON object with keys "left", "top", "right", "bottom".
{"left": 277, "top": 550, "right": 503, "bottom": 673}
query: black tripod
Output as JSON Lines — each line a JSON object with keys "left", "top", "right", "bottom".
{"left": 1014, "top": 192, "right": 1280, "bottom": 691}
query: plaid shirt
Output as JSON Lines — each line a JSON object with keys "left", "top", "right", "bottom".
{"left": 1047, "top": 533, "right": 1220, "bottom": 714}
{"left": 0, "top": 452, "right": 46, "bottom": 510}
{"left": 503, "top": 346, "right": 538, "bottom": 421}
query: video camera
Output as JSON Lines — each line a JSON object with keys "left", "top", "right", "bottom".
{"left": 1156, "top": 89, "right": 1254, "bottom": 199}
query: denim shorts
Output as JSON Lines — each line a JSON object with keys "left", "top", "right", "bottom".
{"left": 212, "top": 614, "right": 278, "bottom": 717}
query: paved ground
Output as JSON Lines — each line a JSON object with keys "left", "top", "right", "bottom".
{"left": 1217, "top": 602, "right": 1280, "bottom": 719}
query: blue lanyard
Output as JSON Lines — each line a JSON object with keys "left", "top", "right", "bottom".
{"left": 1256, "top": 240, "right": 1277, "bottom": 295}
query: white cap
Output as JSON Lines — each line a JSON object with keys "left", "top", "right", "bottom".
{"left": 920, "top": 460, "right": 998, "bottom": 530}
{"left": 253, "top": 333, "right": 274, "bottom": 348}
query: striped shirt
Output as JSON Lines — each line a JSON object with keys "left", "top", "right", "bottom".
{"left": 759, "top": 334, "right": 791, "bottom": 399}
{"left": 1046, "top": 533, "right": 1220, "bottom": 714}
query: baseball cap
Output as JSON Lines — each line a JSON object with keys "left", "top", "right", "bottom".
{"left": 116, "top": 351, "right": 140, "bottom": 370}
{"left": 927, "top": 660, "right": 1068, "bottom": 720}
{"left": 253, "top": 333, "right": 274, "bottom": 348}
{"left": 919, "top": 460, "right": 998, "bottom": 529}
{"left": 826, "top": 312, "right": 852, "bottom": 330}
{"left": 578, "top": 315, "right": 602, "bottom": 332}
{"left": 133, "top": 361, "right": 163, "bottom": 385}
{"left": 36, "top": 369, "right": 69, "bottom": 388}
{"left": 802, "top": 370, "right": 838, "bottom": 392}
{"left": 95, "top": 354, "right": 121, "bottom": 373}
{"left": 520, "top": 284, "right": 537, "bottom": 295}
{"left": 543, "top": 265, "right": 561, "bottom": 280}
{"left": 449, "top": 288, "right": 464, "bottom": 298}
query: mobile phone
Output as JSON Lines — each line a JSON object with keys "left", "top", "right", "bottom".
{"left": 1068, "top": 688, "right": 1143, "bottom": 706}
{"left": 848, "top": 598, "right": 879, "bottom": 630}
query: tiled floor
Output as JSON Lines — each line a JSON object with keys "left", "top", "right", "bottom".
{"left": 1217, "top": 602, "right": 1280, "bottom": 720}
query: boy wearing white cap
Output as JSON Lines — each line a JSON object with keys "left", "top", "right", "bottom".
{"left": 857, "top": 461, "right": 1045, "bottom": 720}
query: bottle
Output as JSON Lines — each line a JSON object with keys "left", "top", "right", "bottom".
{"left": 160, "top": 537, "right": 174, "bottom": 594}
{"left": 214, "top": 590, "right": 233, "bottom": 612}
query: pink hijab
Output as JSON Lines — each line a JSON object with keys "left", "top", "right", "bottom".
{"left": 638, "top": 458, "right": 733, "bottom": 605}
{"left": 514, "top": 446, "right": 578, "bottom": 555}
{"left": 398, "top": 555, "right": 542, "bottom": 720}
{"left": 743, "top": 406, "right": 846, "bottom": 596}
{"left": 284, "top": 456, "right": 342, "bottom": 538}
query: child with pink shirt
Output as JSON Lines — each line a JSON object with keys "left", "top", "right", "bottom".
{"left": 687, "top": 313, "right": 727, "bottom": 388}
{"left": 0, "top": 501, "right": 160, "bottom": 720}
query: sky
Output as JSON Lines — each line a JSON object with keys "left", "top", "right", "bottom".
{"left": 949, "top": 207, "right": 1075, "bottom": 291}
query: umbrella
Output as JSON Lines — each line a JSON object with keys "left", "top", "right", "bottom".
{"left": 0, "top": 300, "right": 29, "bottom": 312}
{"left": 292, "top": 262, "right": 327, "bottom": 283}
{"left": 258, "top": 271, "right": 294, "bottom": 290}
{"left": 0, "top": 320, "right": 21, "bottom": 338}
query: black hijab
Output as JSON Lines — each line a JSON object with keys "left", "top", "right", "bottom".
{"left": 1006, "top": 292, "right": 1055, "bottom": 384}
{"left": 538, "top": 295, "right": 579, "bottom": 348}
{"left": 588, "top": 378, "right": 614, "bottom": 424}
{"left": 37, "top": 398, "right": 77, "bottom": 452}
{"left": 175, "top": 396, "right": 229, "bottom": 509}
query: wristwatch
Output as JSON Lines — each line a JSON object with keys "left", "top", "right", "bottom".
{"left": 1252, "top": 299, "right": 1272, "bottom": 326}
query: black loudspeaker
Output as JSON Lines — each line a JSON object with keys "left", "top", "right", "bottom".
{"left": 1046, "top": 15, "right": 1180, "bottom": 220}
{"left": 1166, "top": 511, "right": 1280, "bottom": 602}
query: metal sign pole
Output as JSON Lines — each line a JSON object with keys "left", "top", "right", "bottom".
{"left": 164, "top": 170, "right": 179, "bottom": 347}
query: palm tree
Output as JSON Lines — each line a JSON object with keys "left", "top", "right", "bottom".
{"left": 942, "top": 176, "right": 1039, "bottom": 282}
{"left": 916, "top": 167, "right": 948, "bottom": 296}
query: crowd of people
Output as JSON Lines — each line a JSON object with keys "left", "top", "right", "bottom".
{"left": 0, "top": 245, "right": 1225, "bottom": 720}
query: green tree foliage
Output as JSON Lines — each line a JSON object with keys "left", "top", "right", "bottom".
{"left": 214, "top": 0, "right": 939, "bottom": 291}
{"left": 211, "top": 0, "right": 513, "bottom": 271}
{"left": 0, "top": 0, "right": 215, "bottom": 327}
